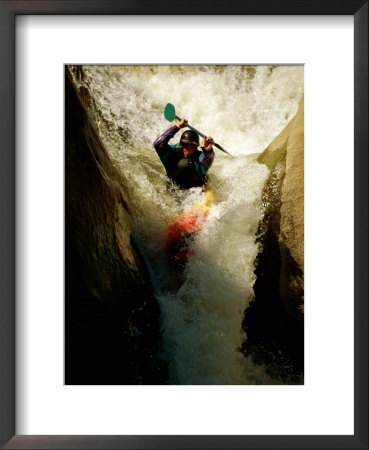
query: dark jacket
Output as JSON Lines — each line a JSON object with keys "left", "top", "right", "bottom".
{"left": 153, "top": 126, "right": 214, "bottom": 189}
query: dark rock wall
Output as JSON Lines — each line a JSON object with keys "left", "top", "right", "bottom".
{"left": 65, "top": 69, "right": 167, "bottom": 384}
{"left": 242, "top": 98, "right": 304, "bottom": 382}
{"left": 257, "top": 96, "right": 304, "bottom": 321}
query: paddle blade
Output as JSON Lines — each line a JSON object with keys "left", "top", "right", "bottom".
{"left": 164, "top": 103, "right": 176, "bottom": 122}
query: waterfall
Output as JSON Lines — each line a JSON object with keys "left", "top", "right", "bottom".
{"left": 69, "top": 65, "right": 303, "bottom": 384}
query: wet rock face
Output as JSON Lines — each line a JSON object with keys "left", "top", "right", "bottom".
{"left": 65, "top": 69, "right": 167, "bottom": 384}
{"left": 241, "top": 98, "right": 304, "bottom": 383}
{"left": 257, "top": 97, "right": 304, "bottom": 321}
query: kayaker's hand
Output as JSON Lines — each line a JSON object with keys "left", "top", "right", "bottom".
{"left": 177, "top": 118, "right": 188, "bottom": 129}
{"left": 204, "top": 136, "right": 213, "bottom": 152}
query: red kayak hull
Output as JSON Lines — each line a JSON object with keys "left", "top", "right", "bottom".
{"left": 166, "top": 210, "right": 208, "bottom": 266}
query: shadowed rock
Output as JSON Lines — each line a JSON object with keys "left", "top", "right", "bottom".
{"left": 242, "top": 97, "right": 304, "bottom": 383}
{"left": 65, "top": 67, "right": 167, "bottom": 384}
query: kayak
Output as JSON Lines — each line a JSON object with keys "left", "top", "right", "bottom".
{"left": 166, "top": 184, "right": 216, "bottom": 268}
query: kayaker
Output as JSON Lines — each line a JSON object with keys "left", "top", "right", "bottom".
{"left": 153, "top": 118, "right": 214, "bottom": 190}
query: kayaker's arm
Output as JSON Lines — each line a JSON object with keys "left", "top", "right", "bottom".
{"left": 153, "top": 126, "right": 180, "bottom": 158}
{"left": 198, "top": 135, "right": 215, "bottom": 169}
{"left": 204, "top": 135, "right": 213, "bottom": 152}
{"left": 153, "top": 118, "right": 189, "bottom": 156}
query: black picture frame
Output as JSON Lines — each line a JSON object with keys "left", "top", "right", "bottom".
{"left": 0, "top": 1, "right": 367, "bottom": 449}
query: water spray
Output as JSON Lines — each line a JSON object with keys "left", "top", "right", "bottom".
{"left": 164, "top": 103, "right": 233, "bottom": 157}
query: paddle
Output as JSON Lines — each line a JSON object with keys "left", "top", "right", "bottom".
{"left": 164, "top": 103, "right": 233, "bottom": 157}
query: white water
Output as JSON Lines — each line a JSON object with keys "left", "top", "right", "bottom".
{"left": 70, "top": 65, "right": 303, "bottom": 384}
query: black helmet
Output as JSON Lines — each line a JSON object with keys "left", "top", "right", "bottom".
{"left": 180, "top": 130, "right": 199, "bottom": 147}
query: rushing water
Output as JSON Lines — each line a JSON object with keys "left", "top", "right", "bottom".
{"left": 70, "top": 65, "right": 303, "bottom": 384}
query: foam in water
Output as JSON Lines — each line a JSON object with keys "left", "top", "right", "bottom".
{"left": 69, "top": 65, "right": 303, "bottom": 384}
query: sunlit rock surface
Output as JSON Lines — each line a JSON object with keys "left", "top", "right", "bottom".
{"left": 257, "top": 97, "right": 304, "bottom": 321}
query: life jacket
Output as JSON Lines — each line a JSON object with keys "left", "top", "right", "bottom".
{"left": 166, "top": 146, "right": 208, "bottom": 189}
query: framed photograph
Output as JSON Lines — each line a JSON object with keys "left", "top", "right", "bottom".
{"left": 1, "top": 1, "right": 367, "bottom": 449}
